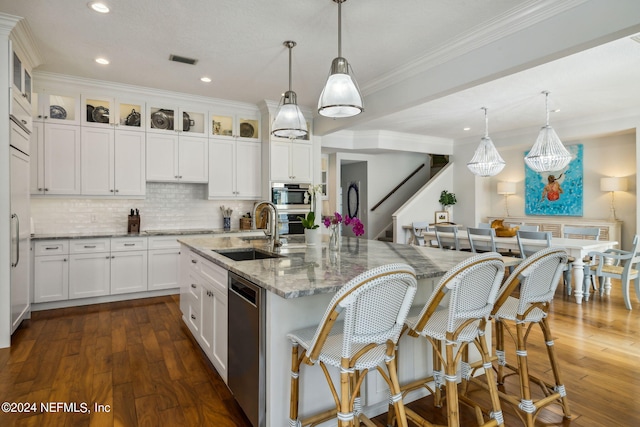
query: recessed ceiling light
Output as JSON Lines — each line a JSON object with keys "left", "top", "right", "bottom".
{"left": 463, "top": 127, "right": 471, "bottom": 131}
{"left": 95, "top": 57, "right": 109, "bottom": 65}
{"left": 88, "top": 2, "right": 110, "bottom": 13}
{"left": 200, "top": 77, "right": 212, "bottom": 83}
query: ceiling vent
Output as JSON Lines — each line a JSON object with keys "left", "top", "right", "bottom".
{"left": 169, "top": 54, "right": 198, "bottom": 65}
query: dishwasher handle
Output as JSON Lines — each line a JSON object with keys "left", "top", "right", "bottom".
{"left": 230, "top": 278, "right": 259, "bottom": 308}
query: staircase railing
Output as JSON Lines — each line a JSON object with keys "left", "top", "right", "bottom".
{"left": 370, "top": 163, "right": 425, "bottom": 212}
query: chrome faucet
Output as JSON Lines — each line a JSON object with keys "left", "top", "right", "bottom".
{"left": 253, "top": 201, "right": 281, "bottom": 247}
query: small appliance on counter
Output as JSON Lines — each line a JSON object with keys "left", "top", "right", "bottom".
{"left": 128, "top": 208, "right": 140, "bottom": 233}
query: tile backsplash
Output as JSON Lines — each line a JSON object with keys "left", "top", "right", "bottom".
{"left": 30, "top": 183, "right": 258, "bottom": 235}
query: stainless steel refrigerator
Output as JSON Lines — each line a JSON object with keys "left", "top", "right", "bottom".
{"left": 10, "top": 117, "right": 30, "bottom": 334}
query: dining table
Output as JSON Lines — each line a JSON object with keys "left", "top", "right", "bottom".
{"left": 423, "top": 229, "right": 619, "bottom": 304}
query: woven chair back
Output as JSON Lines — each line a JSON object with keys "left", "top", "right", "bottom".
{"left": 305, "top": 263, "right": 417, "bottom": 360}
{"left": 495, "top": 247, "right": 568, "bottom": 315}
{"left": 413, "top": 253, "right": 505, "bottom": 335}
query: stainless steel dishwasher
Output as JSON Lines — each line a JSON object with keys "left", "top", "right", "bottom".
{"left": 228, "top": 273, "right": 265, "bottom": 427}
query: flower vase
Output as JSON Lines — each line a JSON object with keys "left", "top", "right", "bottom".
{"left": 305, "top": 228, "right": 320, "bottom": 246}
{"left": 329, "top": 224, "right": 340, "bottom": 252}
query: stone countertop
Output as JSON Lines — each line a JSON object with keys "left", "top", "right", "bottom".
{"left": 178, "top": 235, "right": 519, "bottom": 299}
{"left": 31, "top": 228, "right": 262, "bottom": 241}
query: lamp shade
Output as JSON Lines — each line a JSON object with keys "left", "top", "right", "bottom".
{"left": 272, "top": 92, "right": 308, "bottom": 138}
{"left": 318, "top": 58, "right": 363, "bottom": 118}
{"left": 524, "top": 125, "right": 572, "bottom": 173}
{"left": 600, "top": 177, "right": 628, "bottom": 192}
{"left": 497, "top": 181, "right": 516, "bottom": 195}
{"left": 272, "top": 41, "right": 308, "bottom": 138}
{"left": 467, "top": 136, "right": 506, "bottom": 177}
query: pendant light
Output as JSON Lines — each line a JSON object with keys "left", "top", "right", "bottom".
{"left": 318, "top": 0, "right": 363, "bottom": 118}
{"left": 524, "top": 91, "right": 571, "bottom": 173}
{"left": 467, "top": 107, "right": 505, "bottom": 177}
{"left": 272, "top": 41, "right": 308, "bottom": 138}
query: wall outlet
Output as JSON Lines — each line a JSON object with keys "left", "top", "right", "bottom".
{"left": 91, "top": 214, "right": 97, "bottom": 223}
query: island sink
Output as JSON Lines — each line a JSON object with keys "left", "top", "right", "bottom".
{"left": 213, "top": 248, "right": 283, "bottom": 261}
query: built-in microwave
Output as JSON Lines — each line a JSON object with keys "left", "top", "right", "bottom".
{"left": 271, "top": 183, "right": 310, "bottom": 211}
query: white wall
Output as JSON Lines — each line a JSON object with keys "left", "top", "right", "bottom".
{"left": 331, "top": 151, "right": 431, "bottom": 239}
{"left": 31, "top": 183, "right": 257, "bottom": 235}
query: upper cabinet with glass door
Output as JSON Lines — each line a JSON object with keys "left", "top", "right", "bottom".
{"left": 81, "top": 95, "right": 146, "bottom": 131}
{"left": 11, "top": 49, "right": 33, "bottom": 131}
{"left": 147, "top": 104, "right": 207, "bottom": 137}
{"left": 12, "top": 51, "right": 32, "bottom": 111}
{"left": 210, "top": 109, "right": 260, "bottom": 141}
{"left": 32, "top": 91, "right": 81, "bottom": 125}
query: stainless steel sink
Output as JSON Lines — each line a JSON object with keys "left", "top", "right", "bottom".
{"left": 213, "top": 248, "right": 283, "bottom": 261}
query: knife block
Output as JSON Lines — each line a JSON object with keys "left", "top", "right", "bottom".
{"left": 128, "top": 215, "right": 140, "bottom": 234}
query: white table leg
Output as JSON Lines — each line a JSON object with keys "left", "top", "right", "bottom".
{"left": 572, "top": 258, "right": 585, "bottom": 304}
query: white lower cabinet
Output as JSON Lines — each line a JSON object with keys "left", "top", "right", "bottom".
{"left": 34, "top": 236, "right": 151, "bottom": 302}
{"left": 69, "top": 252, "right": 111, "bottom": 299}
{"left": 33, "top": 241, "right": 69, "bottom": 303}
{"left": 180, "top": 247, "right": 229, "bottom": 382}
{"left": 148, "top": 236, "right": 183, "bottom": 291}
{"left": 111, "top": 237, "right": 148, "bottom": 295}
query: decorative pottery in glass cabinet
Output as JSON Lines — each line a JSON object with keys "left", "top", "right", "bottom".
{"left": 210, "top": 111, "right": 260, "bottom": 140}
{"left": 81, "top": 95, "right": 146, "bottom": 130}
{"left": 32, "top": 92, "right": 81, "bottom": 125}
{"left": 147, "top": 105, "right": 207, "bottom": 137}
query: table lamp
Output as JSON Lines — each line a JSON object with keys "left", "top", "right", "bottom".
{"left": 600, "top": 177, "right": 627, "bottom": 220}
{"left": 497, "top": 181, "right": 516, "bottom": 217}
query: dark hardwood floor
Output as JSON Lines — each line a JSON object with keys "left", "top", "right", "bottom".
{"left": 0, "top": 295, "right": 251, "bottom": 427}
{"left": 1, "top": 280, "right": 638, "bottom": 426}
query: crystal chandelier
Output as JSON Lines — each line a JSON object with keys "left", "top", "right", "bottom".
{"left": 272, "top": 41, "right": 307, "bottom": 138}
{"left": 318, "top": 0, "right": 363, "bottom": 118}
{"left": 524, "top": 91, "right": 571, "bottom": 173}
{"left": 467, "top": 107, "right": 505, "bottom": 177}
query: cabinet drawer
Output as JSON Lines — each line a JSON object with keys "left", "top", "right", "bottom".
{"left": 69, "top": 239, "right": 111, "bottom": 254}
{"left": 200, "top": 259, "right": 228, "bottom": 293}
{"left": 112, "top": 236, "right": 148, "bottom": 251}
{"left": 34, "top": 240, "right": 69, "bottom": 256}
{"left": 148, "top": 236, "right": 181, "bottom": 250}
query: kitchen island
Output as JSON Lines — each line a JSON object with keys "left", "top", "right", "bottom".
{"left": 178, "top": 235, "right": 518, "bottom": 427}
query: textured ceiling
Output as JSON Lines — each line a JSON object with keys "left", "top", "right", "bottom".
{"left": 2, "top": 0, "right": 640, "bottom": 143}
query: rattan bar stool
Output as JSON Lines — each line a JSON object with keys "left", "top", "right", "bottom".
{"left": 389, "top": 252, "right": 506, "bottom": 427}
{"left": 287, "top": 263, "right": 418, "bottom": 427}
{"left": 466, "top": 247, "right": 570, "bottom": 427}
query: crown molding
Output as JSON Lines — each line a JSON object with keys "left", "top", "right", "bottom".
{"left": 0, "top": 12, "right": 20, "bottom": 36}
{"left": 33, "top": 71, "right": 262, "bottom": 111}
{"left": 11, "top": 19, "right": 43, "bottom": 69}
{"left": 362, "top": 0, "right": 588, "bottom": 95}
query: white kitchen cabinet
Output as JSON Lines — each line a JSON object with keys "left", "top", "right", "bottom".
{"left": 147, "top": 104, "right": 207, "bottom": 137}
{"left": 208, "top": 138, "right": 261, "bottom": 199}
{"left": 31, "top": 121, "right": 81, "bottom": 195}
{"left": 110, "top": 237, "right": 148, "bottom": 295}
{"left": 146, "top": 133, "right": 208, "bottom": 183}
{"left": 33, "top": 240, "right": 69, "bottom": 303}
{"left": 81, "top": 127, "right": 146, "bottom": 196}
{"left": 11, "top": 48, "right": 32, "bottom": 131}
{"left": 81, "top": 95, "right": 145, "bottom": 131}
{"left": 198, "top": 258, "right": 228, "bottom": 381}
{"left": 270, "top": 140, "right": 313, "bottom": 183}
{"left": 179, "top": 247, "right": 228, "bottom": 381}
{"left": 210, "top": 110, "right": 259, "bottom": 141}
{"left": 148, "top": 236, "right": 182, "bottom": 291}
{"left": 32, "top": 91, "right": 81, "bottom": 125}
{"left": 68, "top": 239, "right": 111, "bottom": 299}
{"left": 69, "top": 252, "right": 111, "bottom": 299}
{"left": 111, "top": 251, "right": 148, "bottom": 295}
